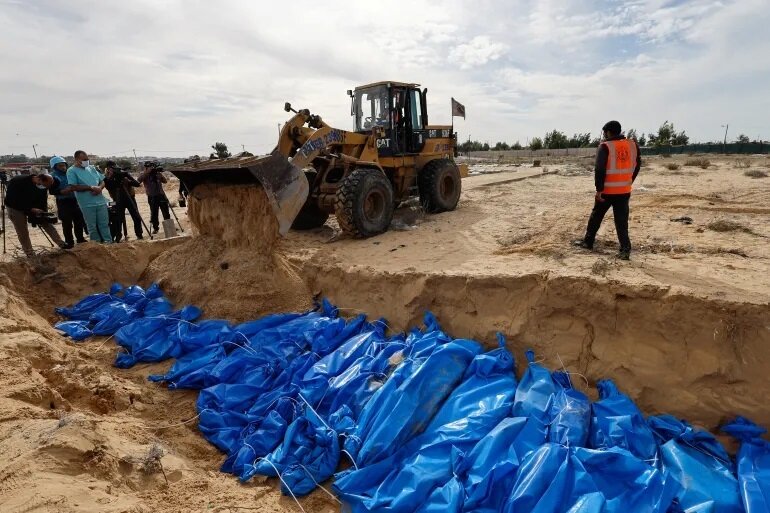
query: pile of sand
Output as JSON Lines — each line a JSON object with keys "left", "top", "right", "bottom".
{"left": 0, "top": 184, "right": 326, "bottom": 512}
{"left": 144, "top": 184, "right": 311, "bottom": 321}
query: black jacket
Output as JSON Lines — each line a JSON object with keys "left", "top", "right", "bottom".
{"left": 4, "top": 175, "right": 58, "bottom": 213}
{"left": 104, "top": 172, "right": 140, "bottom": 205}
{"left": 595, "top": 135, "right": 641, "bottom": 192}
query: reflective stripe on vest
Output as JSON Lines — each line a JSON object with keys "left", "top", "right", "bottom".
{"left": 602, "top": 139, "right": 637, "bottom": 195}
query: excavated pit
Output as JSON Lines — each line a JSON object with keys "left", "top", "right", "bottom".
{"left": 1, "top": 183, "right": 768, "bottom": 511}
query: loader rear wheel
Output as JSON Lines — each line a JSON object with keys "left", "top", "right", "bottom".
{"left": 418, "top": 159, "right": 462, "bottom": 213}
{"left": 291, "top": 171, "right": 329, "bottom": 230}
{"left": 335, "top": 168, "right": 394, "bottom": 238}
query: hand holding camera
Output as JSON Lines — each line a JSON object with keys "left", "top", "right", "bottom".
{"left": 27, "top": 210, "right": 58, "bottom": 227}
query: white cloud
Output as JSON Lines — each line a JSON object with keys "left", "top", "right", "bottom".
{"left": 449, "top": 36, "right": 508, "bottom": 69}
{"left": 0, "top": 0, "right": 767, "bottom": 157}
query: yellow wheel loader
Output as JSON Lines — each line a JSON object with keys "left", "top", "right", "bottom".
{"left": 170, "top": 81, "right": 466, "bottom": 238}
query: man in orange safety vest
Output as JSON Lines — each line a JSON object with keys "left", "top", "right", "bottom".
{"left": 573, "top": 120, "right": 641, "bottom": 260}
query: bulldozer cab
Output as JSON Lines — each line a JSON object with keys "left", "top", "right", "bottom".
{"left": 352, "top": 81, "right": 428, "bottom": 156}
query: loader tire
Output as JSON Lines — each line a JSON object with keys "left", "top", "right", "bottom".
{"left": 291, "top": 172, "right": 329, "bottom": 230}
{"left": 335, "top": 168, "right": 394, "bottom": 238}
{"left": 418, "top": 159, "right": 462, "bottom": 213}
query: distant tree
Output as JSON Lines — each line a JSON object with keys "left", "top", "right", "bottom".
{"left": 647, "top": 121, "right": 687, "bottom": 146}
{"left": 626, "top": 129, "right": 637, "bottom": 141}
{"left": 511, "top": 141, "right": 522, "bottom": 150}
{"left": 737, "top": 134, "right": 750, "bottom": 144}
{"left": 649, "top": 121, "right": 674, "bottom": 146}
{"left": 109, "top": 158, "right": 135, "bottom": 170}
{"left": 568, "top": 132, "right": 592, "bottom": 148}
{"left": 458, "top": 140, "right": 485, "bottom": 153}
{"left": 1, "top": 154, "right": 29, "bottom": 164}
{"left": 482, "top": 142, "right": 490, "bottom": 151}
{"left": 543, "top": 130, "right": 568, "bottom": 149}
{"left": 210, "top": 142, "right": 231, "bottom": 159}
{"left": 638, "top": 134, "right": 647, "bottom": 147}
{"left": 493, "top": 141, "right": 510, "bottom": 151}
{"left": 590, "top": 137, "right": 601, "bottom": 147}
{"left": 671, "top": 131, "right": 689, "bottom": 145}
{"left": 529, "top": 137, "right": 543, "bottom": 150}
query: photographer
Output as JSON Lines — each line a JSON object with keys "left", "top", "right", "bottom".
{"left": 138, "top": 161, "right": 170, "bottom": 234}
{"left": 104, "top": 161, "right": 143, "bottom": 242}
{"left": 4, "top": 172, "right": 68, "bottom": 256}
{"left": 49, "top": 156, "right": 87, "bottom": 246}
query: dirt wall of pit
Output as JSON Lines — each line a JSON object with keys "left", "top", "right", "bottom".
{"left": 299, "top": 262, "right": 770, "bottom": 430}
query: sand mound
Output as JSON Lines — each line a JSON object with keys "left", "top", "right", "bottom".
{"left": 0, "top": 184, "right": 317, "bottom": 511}
{"left": 0, "top": 274, "right": 332, "bottom": 512}
{"left": 187, "top": 184, "right": 280, "bottom": 253}
{"left": 144, "top": 184, "right": 311, "bottom": 322}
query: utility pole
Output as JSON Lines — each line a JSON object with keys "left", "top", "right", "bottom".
{"left": 132, "top": 149, "right": 140, "bottom": 167}
{"left": 32, "top": 144, "right": 38, "bottom": 158}
{"left": 721, "top": 124, "right": 729, "bottom": 153}
{"left": 277, "top": 123, "right": 281, "bottom": 137}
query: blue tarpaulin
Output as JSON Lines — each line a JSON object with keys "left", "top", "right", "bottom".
{"left": 723, "top": 416, "right": 770, "bottom": 513}
{"left": 590, "top": 379, "right": 659, "bottom": 464}
{"left": 333, "top": 335, "right": 516, "bottom": 511}
{"left": 649, "top": 414, "right": 742, "bottom": 513}
{"left": 549, "top": 371, "right": 591, "bottom": 448}
{"left": 54, "top": 284, "right": 767, "bottom": 509}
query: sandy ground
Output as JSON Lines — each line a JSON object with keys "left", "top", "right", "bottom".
{"left": 1, "top": 155, "right": 769, "bottom": 512}
{"left": 284, "top": 154, "right": 770, "bottom": 304}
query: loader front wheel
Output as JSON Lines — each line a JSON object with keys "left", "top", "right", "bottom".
{"left": 418, "top": 159, "right": 462, "bottom": 213}
{"left": 291, "top": 172, "right": 329, "bottom": 230}
{"left": 335, "top": 169, "right": 394, "bottom": 238}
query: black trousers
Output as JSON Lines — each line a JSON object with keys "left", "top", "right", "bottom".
{"left": 56, "top": 197, "right": 87, "bottom": 244}
{"left": 148, "top": 194, "right": 170, "bottom": 230}
{"left": 110, "top": 199, "right": 144, "bottom": 242}
{"left": 584, "top": 193, "right": 631, "bottom": 251}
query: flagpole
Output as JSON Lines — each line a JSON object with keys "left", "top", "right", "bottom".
{"left": 450, "top": 98, "right": 454, "bottom": 148}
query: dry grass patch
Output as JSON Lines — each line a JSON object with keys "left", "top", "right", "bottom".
{"left": 744, "top": 169, "right": 768, "bottom": 179}
{"left": 735, "top": 160, "right": 751, "bottom": 169}
{"left": 664, "top": 163, "right": 680, "bottom": 170}
{"left": 684, "top": 157, "right": 711, "bottom": 169}
{"left": 706, "top": 219, "right": 752, "bottom": 233}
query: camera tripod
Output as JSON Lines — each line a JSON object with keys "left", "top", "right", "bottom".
{"left": 167, "top": 197, "right": 184, "bottom": 233}
{"left": 1, "top": 174, "right": 6, "bottom": 254}
{"left": 121, "top": 184, "right": 154, "bottom": 240}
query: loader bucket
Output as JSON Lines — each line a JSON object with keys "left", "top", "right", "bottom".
{"left": 169, "top": 151, "right": 309, "bottom": 235}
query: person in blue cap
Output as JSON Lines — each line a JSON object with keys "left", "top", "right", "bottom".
{"left": 65, "top": 150, "right": 112, "bottom": 244}
{"left": 49, "top": 156, "right": 87, "bottom": 246}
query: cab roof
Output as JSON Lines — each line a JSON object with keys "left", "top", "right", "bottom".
{"left": 354, "top": 81, "right": 420, "bottom": 90}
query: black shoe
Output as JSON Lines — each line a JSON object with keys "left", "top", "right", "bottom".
{"left": 617, "top": 250, "right": 631, "bottom": 261}
{"left": 152, "top": 227, "right": 159, "bottom": 234}
{"left": 137, "top": 235, "right": 144, "bottom": 240}
{"left": 76, "top": 238, "right": 88, "bottom": 244}
{"left": 572, "top": 239, "right": 593, "bottom": 250}
{"left": 60, "top": 242, "right": 74, "bottom": 250}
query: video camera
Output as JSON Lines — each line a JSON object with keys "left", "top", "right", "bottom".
{"left": 28, "top": 211, "right": 58, "bottom": 227}
{"left": 144, "top": 161, "right": 164, "bottom": 173}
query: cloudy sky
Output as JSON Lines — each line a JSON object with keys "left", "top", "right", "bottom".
{"left": 1, "top": 0, "right": 768, "bottom": 158}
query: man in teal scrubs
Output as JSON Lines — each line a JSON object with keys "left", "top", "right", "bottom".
{"left": 65, "top": 150, "right": 112, "bottom": 243}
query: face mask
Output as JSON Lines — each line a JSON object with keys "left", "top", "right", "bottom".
{"left": 81, "top": 160, "right": 90, "bottom": 167}
{"left": 36, "top": 183, "right": 48, "bottom": 190}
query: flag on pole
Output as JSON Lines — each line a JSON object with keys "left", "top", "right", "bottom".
{"left": 451, "top": 97, "right": 466, "bottom": 119}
